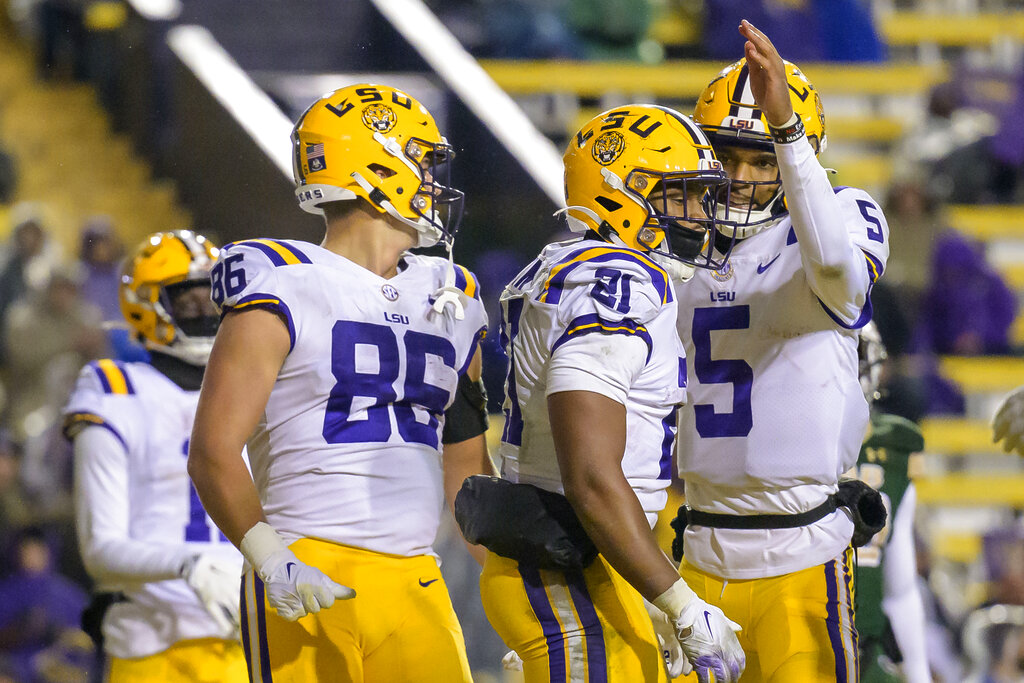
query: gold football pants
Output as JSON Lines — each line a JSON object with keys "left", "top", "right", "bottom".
{"left": 240, "top": 537, "right": 472, "bottom": 682}
{"left": 481, "top": 550, "right": 669, "bottom": 682}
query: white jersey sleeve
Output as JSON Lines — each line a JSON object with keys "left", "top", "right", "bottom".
{"left": 775, "top": 136, "right": 890, "bottom": 326}
{"left": 881, "top": 484, "right": 930, "bottom": 683}
{"left": 73, "top": 427, "right": 191, "bottom": 583}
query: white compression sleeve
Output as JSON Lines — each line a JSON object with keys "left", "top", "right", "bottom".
{"left": 775, "top": 136, "right": 872, "bottom": 324}
{"left": 881, "top": 484, "right": 930, "bottom": 683}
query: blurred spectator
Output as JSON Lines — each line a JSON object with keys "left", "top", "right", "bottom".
{"left": 911, "top": 232, "right": 1017, "bottom": 356}
{"left": 915, "top": 533, "right": 966, "bottom": 683}
{"left": 75, "top": 217, "right": 146, "bottom": 363}
{"left": 0, "top": 433, "right": 31, "bottom": 553}
{"left": 3, "top": 266, "right": 107, "bottom": 443}
{"left": 431, "top": 0, "right": 581, "bottom": 58}
{"left": 0, "top": 207, "right": 60, "bottom": 347}
{"left": 962, "top": 604, "right": 1024, "bottom": 683}
{"left": 565, "top": 0, "right": 653, "bottom": 60}
{"left": 0, "top": 146, "right": 16, "bottom": 206}
{"left": 0, "top": 527, "right": 92, "bottom": 683}
{"left": 703, "top": 0, "right": 885, "bottom": 63}
{"left": 893, "top": 69, "right": 1019, "bottom": 205}
{"left": 880, "top": 179, "right": 945, "bottom": 319}
{"left": 983, "top": 526, "right": 1024, "bottom": 607}
{"left": 76, "top": 217, "right": 121, "bottom": 322}
{"left": 37, "top": 0, "right": 88, "bottom": 80}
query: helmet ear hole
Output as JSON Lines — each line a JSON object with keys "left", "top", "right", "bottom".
{"left": 595, "top": 196, "right": 623, "bottom": 212}
{"left": 367, "top": 163, "right": 398, "bottom": 180}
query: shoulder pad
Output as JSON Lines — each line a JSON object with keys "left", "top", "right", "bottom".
{"left": 537, "top": 244, "right": 672, "bottom": 308}
{"left": 224, "top": 239, "right": 312, "bottom": 267}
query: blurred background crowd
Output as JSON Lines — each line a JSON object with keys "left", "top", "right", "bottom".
{"left": 0, "top": 0, "right": 1023, "bottom": 681}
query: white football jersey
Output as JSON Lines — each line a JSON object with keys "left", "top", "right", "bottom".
{"left": 497, "top": 238, "right": 686, "bottom": 523}
{"left": 674, "top": 182, "right": 890, "bottom": 579}
{"left": 64, "top": 359, "right": 242, "bottom": 659}
{"left": 213, "top": 239, "right": 487, "bottom": 557}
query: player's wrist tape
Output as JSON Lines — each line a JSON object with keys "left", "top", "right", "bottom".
{"left": 769, "top": 113, "right": 804, "bottom": 144}
{"left": 652, "top": 578, "right": 698, "bottom": 622}
{"left": 240, "top": 522, "right": 289, "bottom": 577}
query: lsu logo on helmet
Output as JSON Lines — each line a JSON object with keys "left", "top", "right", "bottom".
{"left": 591, "top": 131, "right": 625, "bottom": 165}
{"left": 361, "top": 104, "right": 397, "bottom": 133}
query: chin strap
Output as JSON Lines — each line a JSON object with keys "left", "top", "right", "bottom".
{"left": 430, "top": 239, "right": 465, "bottom": 320}
{"left": 350, "top": 171, "right": 442, "bottom": 248}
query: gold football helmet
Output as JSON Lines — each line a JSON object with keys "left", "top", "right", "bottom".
{"left": 119, "top": 230, "right": 220, "bottom": 365}
{"left": 291, "top": 83, "right": 463, "bottom": 248}
{"left": 694, "top": 58, "right": 827, "bottom": 237}
{"left": 563, "top": 104, "right": 732, "bottom": 272}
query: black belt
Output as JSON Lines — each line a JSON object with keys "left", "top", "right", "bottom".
{"left": 670, "top": 496, "right": 838, "bottom": 562}
{"left": 682, "top": 495, "right": 838, "bottom": 530}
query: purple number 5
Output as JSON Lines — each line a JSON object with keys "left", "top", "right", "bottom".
{"left": 692, "top": 306, "right": 753, "bottom": 438}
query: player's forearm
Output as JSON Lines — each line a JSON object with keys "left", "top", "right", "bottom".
{"left": 550, "top": 390, "right": 678, "bottom": 601}
{"left": 567, "top": 470, "right": 679, "bottom": 600}
{"left": 81, "top": 537, "right": 192, "bottom": 584}
{"left": 443, "top": 432, "right": 494, "bottom": 565}
{"left": 775, "top": 136, "right": 869, "bottom": 317}
{"left": 187, "top": 443, "right": 265, "bottom": 548}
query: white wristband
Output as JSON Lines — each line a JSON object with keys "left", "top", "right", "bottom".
{"left": 240, "top": 522, "right": 288, "bottom": 577}
{"left": 652, "top": 578, "right": 698, "bottom": 622}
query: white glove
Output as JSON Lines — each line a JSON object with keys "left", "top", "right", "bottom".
{"left": 502, "top": 650, "right": 523, "bottom": 671}
{"left": 653, "top": 579, "right": 745, "bottom": 683}
{"left": 993, "top": 386, "right": 1024, "bottom": 455}
{"left": 181, "top": 553, "right": 241, "bottom": 636}
{"left": 240, "top": 522, "right": 355, "bottom": 622}
{"left": 644, "top": 598, "right": 690, "bottom": 678}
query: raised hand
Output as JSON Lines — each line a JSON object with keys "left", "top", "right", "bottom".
{"left": 738, "top": 19, "right": 794, "bottom": 128}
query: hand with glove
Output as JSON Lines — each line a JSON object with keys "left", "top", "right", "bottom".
{"left": 240, "top": 522, "right": 356, "bottom": 621}
{"left": 644, "top": 598, "right": 690, "bottom": 678}
{"left": 993, "top": 386, "right": 1024, "bottom": 455}
{"left": 502, "top": 650, "right": 523, "bottom": 671}
{"left": 181, "top": 552, "right": 241, "bottom": 636}
{"left": 653, "top": 579, "right": 745, "bottom": 683}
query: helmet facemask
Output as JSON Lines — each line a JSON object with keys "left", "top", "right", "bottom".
{"left": 705, "top": 136, "right": 785, "bottom": 239}
{"left": 634, "top": 171, "right": 735, "bottom": 271}
{"left": 858, "top": 321, "right": 888, "bottom": 405}
{"left": 148, "top": 277, "right": 219, "bottom": 366}
{"left": 403, "top": 136, "right": 464, "bottom": 247}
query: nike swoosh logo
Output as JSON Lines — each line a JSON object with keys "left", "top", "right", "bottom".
{"left": 285, "top": 562, "right": 296, "bottom": 580}
{"left": 756, "top": 254, "right": 781, "bottom": 273}
{"left": 704, "top": 610, "right": 713, "bottom": 632}
{"left": 418, "top": 578, "right": 439, "bottom": 587}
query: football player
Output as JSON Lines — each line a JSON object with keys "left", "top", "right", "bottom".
{"left": 64, "top": 230, "right": 246, "bottom": 682}
{"left": 465, "top": 104, "right": 744, "bottom": 683}
{"left": 849, "top": 323, "right": 930, "bottom": 683}
{"left": 670, "top": 21, "right": 890, "bottom": 682}
{"left": 186, "top": 84, "right": 491, "bottom": 681}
